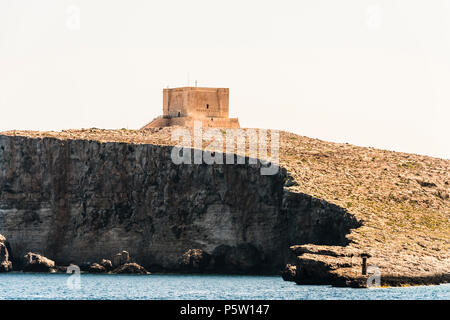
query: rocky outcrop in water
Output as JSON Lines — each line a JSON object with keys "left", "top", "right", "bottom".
{"left": 88, "top": 263, "right": 106, "bottom": 273}
{"left": 113, "top": 251, "right": 131, "bottom": 267}
{"left": 281, "top": 264, "right": 296, "bottom": 281}
{"left": 112, "top": 263, "right": 150, "bottom": 274}
{"left": 180, "top": 249, "right": 211, "bottom": 272}
{"left": 83, "top": 251, "right": 147, "bottom": 274}
{"left": 0, "top": 234, "right": 12, "bottom": 272}
{"left": 23, "top": 252, "right": 55, "bottom": 272}
{"left": 283, "top": 244, "right": 450, "bottom": 288}
{"left": 100, "top": 259, "right": 113, "bottom": 271}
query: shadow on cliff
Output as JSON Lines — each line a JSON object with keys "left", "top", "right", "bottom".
{"left": 282, "top": 189, "right": 362, "bottom": 247}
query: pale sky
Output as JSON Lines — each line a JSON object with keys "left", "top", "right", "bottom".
{"left": 0, "top": 0, "right": 449, "bottom": 159}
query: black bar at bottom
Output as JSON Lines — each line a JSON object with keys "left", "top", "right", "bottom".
{"left": 0, "top": 300, "right": 446, "bottom": 318}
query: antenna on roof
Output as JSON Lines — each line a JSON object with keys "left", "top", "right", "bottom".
{"left": 195, "top": 80, "right": 198, "bottom": 87}
{"left": 187, "top": 72, "right": 190, "bottom": 86}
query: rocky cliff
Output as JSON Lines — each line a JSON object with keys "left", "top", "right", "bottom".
{"left": 0, "top": 133, "right": 358, "bottom": 273}
{"left": 1, "top": 127, "right": 448, "bottom": 286}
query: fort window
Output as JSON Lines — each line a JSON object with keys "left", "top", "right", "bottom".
{"left": 206, "top": 104, "right": 209, "bottom": 109}
{"left": 178, "top": 111, "right": 181, "bottom": 117}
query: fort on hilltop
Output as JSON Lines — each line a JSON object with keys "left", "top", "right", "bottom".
{"left": 141, "top": 87, "right": 240, "bottom": 129}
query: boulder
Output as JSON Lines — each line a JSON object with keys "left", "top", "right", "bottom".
{"left": 121, "top": 251, "right": 130, "bottom": 263}
{"left": 0, "top": 244, "right": 12, "bottom": 272}
{"left": 112, "top": 251, "right": 131, "bottom": 267}
{"left": 281, "top": 264, "right": 297, "bottom": 281}
{"left": 0, "top": 234, "right": 12, "bottom": 272}
{"left": 112, "top": 263, "right": 150, "bottom": 275}
{"left": 0, "top": 260, "right": 12, "bottom": 272}
{"left": 181, "top": 249, "right": 211, "bottom": 272}
{"left": 100, "top": 259, "right": 113, "bottom": 271}
{"left": 88, "top": 263, "right": 106, "bottom": 273}
{"left": 23, "top": 252, "right": 55, "bottom": 272}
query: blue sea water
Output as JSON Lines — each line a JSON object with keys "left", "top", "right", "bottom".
{"left": 0, "top": 273, "right": 448, "bottom": 300}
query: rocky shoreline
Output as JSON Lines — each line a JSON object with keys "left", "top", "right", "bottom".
{"left": 2, "top": 232, "right": 449, "bottom": 287}
{"left": 281, "top": 244, "right": 450, "bottom": 288}
{"left": 1, "top": 234, "right": 149, "bottom": 274}
{"left": 1, "top": 232, "right": 266, "bottom": 276}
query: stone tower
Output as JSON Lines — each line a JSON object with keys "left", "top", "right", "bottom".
{"left": 141, "top": 87, "right": 240, "bottom": 129}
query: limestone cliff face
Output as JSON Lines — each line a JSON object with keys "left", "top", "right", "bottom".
{"left": 0, "top": 135, "right": 359, "bottom": 273}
